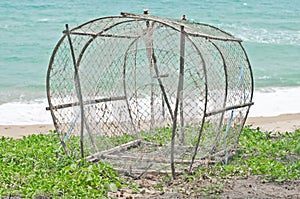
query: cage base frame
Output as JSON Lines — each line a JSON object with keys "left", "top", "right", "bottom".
{"left": 85, "top": 139, "right": 237, "bottom": 175}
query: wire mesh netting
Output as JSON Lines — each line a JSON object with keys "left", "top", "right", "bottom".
{"left": 46, "top": 12, "right": 253, "bottom": 178}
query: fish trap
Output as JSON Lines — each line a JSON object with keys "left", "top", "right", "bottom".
{"left": 46, "top": 11, "right": 254, "bottom": 178}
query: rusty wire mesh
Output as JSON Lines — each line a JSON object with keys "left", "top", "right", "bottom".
{"left": 46, "top": 12, "right": 253, "bottom": 178}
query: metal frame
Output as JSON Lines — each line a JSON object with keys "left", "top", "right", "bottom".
{"left": 46, "top": 12, "right": 254, "bottom": 179}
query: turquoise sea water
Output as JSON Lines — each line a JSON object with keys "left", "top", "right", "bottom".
{"left": 0, "top": 0, "right": 299, "bottom": 124}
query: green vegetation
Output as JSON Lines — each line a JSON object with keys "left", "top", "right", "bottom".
{"left": 0, "top": 127, "right": 299, "bottom": 198}
{"left": 231, "top": 127, "right": 300, "bottom": 181}
{"left": 141, "top": 125, "right": 173, "bottom": 145}
{"left": 181, "top": 127, "right": 300, "bottom": 197}
{"left": 0, "top": 132, "right": 125, "bottom": 198}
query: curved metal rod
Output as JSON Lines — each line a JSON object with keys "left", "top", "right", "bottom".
{"left": 73, "top": 18, "right": 170, "bottom": 135}
{"left": 72, "top": 18, "right": 148, "bottom": 77}
{"left": 73, "top": 19, "right": 143, "bottom": 139}
{"left": 122, "top": 37, "right": 142, "bottom": 134}
{"left": 239, "top": 43, "right": 254, "bottom": 103}
{"left": 235, "top": 42, "right": 254, "bottom": 143}
{"left": 46, "top": 34, "right": 70, "bottom": 156}
{"left": 73, "top": 18, "right": 140, "bottom": 69}
{"left": 207, "top": 40, "right": 229, "bottom": 152}
{"left": 133, "top": 36, "right": 140, "bottom": 129}
{"left": 185, "top": 37, "right": 208, "bottom": 172}
{"left": 71, "top": 16, "right": 132, "bottom": 32}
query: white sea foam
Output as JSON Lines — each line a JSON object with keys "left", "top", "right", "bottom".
{"left": 0, "top": 99, "right": 52, "bottom": 125}
{"left": 249, "top": 86, "right": 300, "bottom": 117}
{"left": 220, "top": 24, "right": 300, "bottom": 46}
{"left": 0, "top": 87, "right": 300, "bottom": 125}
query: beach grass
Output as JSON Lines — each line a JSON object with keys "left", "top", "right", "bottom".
{"left": 0, "top": 127, "right": 299, "bottom": 198}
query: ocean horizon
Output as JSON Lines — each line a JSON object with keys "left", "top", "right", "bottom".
{"left": 0, "top": 0, "right": 299, "bottom": 124}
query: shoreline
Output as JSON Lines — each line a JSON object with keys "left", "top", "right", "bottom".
{"left": 1, "top": 113, "right": 299, "bottom": 139}
{"left": 1, "top": 86, "right": 300, "bottom": 126}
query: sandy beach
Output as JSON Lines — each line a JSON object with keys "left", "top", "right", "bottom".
{"left": 246, "top": 113, "right": 300, "bottom": 133}
{"left": 0, "top": 124, "right": 54, "bottom": 139}
{"left": 1, "top": 113, "right": 300, "bottom": 139}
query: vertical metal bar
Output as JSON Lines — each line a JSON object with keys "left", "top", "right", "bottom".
{"left": 123, "top": 37, "right": 141, "bottom": 134}
{"left": 144, "top": 21, "right": 155, "bottom": 130}
{"left": 179, "top": 25, "right": 186, "bottom": 145}
{"left": 65, "top": 24, "right": 84, "bottom": 158}
{"left": 171, "top": 25, "right": 186, "bottom": 179}
{"left": 74, "top": 31, "right": 104, "bottom": 155}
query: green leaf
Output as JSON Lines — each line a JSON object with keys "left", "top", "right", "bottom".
{"left": 105, "top": 183, "right": 118, "bottom": 193}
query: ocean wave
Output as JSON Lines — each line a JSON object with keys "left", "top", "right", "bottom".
{"left": 37, "top": 18, "right": 50, "bottom": 22}
{"left": 220, "top": 24, "right": 300, "bottom": 46}
{"left": 0, "top": 98, "right": 52, "bottom": 125}
{"left": 257, "top": 76, "right": 271, "bottom": 80}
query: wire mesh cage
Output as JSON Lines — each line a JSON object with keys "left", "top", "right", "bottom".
{"left": 46, "top": 12, "right": 254, "bottom": 178}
